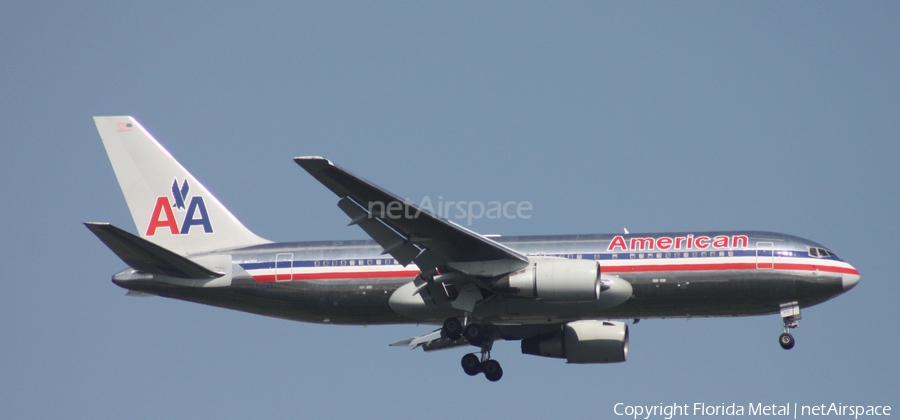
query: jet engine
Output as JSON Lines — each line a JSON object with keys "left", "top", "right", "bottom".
{"left": 491, "top": 256, "right": 603, "bottom": 301}
{"left": 521, "top": 320, "right": 629, "bottom": 363}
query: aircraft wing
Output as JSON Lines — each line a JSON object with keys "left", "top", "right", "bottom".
{"left": 294, "top": 157, "right": 528, "bottom": 278}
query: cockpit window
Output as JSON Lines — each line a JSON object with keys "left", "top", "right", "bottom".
{"left": 808, "top": 247, "right": 835, "bottom": 259}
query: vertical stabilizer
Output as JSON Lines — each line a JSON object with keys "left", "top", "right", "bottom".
{"left": 93, "top": 116, "right": 270, "bottom": 255}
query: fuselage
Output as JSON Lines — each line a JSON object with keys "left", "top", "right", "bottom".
{"left": 112, "top": 230, "right": 859, "bottom": 328}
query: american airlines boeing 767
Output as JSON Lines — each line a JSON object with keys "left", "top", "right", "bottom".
{"left": 87, "top": 116, "right": 860, "bottom": 382}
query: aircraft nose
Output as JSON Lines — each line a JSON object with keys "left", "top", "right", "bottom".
{"left": 842, "top": 268, "right": 860, "bottom": 292}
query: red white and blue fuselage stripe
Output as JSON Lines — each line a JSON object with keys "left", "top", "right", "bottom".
{"left": 239, "top": 247, "right": 858, "bottom": 283}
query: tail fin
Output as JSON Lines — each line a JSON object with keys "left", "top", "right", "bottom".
{"left": 93, "top": 116, "right": 270, "bottom": 255}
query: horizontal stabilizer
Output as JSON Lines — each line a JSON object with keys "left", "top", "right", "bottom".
{"left": 85, "top": 222, "right": 222, "bottom": 279}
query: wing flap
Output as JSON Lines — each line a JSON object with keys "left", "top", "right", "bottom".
{"left": 390, "top": 329, "right": 470, "bottom": 352}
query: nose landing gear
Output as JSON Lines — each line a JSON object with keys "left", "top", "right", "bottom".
{"left": 779, "top": 332, "right": 795, "bottom": 350}
{"left": 778, "top": 301, "right": 800, "bottom": 350}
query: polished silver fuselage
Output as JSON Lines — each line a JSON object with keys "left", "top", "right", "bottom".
{"left": 112, "top": 230, "right": 858, "bottom": 338}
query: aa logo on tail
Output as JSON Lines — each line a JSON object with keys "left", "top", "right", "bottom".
{"left": 146, "top": 179, "right": 213, "bottom": 236}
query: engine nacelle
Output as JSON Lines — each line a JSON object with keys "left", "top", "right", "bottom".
{"left": 492, "top": 256, "right": 601, "bottom": 301}
{"left": 521, "top": 320, "right": 629, "bottom": 364}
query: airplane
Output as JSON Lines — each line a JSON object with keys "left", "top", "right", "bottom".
{"left": 86, "top": 116, "right": 860, "bottom": 382}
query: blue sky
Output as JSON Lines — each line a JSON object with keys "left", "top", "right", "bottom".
{"left": 1, "top": 2, "right": 897, "bottom": 419}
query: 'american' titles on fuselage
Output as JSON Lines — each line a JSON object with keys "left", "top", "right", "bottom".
{"left": 608, "top": 234, "right": 747, "bottom": 252}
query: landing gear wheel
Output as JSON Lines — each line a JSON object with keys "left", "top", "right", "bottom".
{"left": 779, "top": 333, "right": 795, "bottom": 350}
{"left": 482, "top": 359, "right": 503, "bottom": 382}
{"left": 464, "top": 323, "right": 485, "bottom": 346}
{"left": 461, "top": 353, "right": 481, "bottom": 376}
{"left": 442, "top": 318, "right": 462, "bottom": 340}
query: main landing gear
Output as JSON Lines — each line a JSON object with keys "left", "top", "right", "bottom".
{"left": 778, "top": 301, "right": 801, "bottom": 350}
{"left": 461, "top": 351, "right": 503, "bottom": 382}
{"left": 442, "top": 317, "right": 463, "bottom": 340}
{"left": 443, "top": 317, "right": 502, "bottom": 382}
